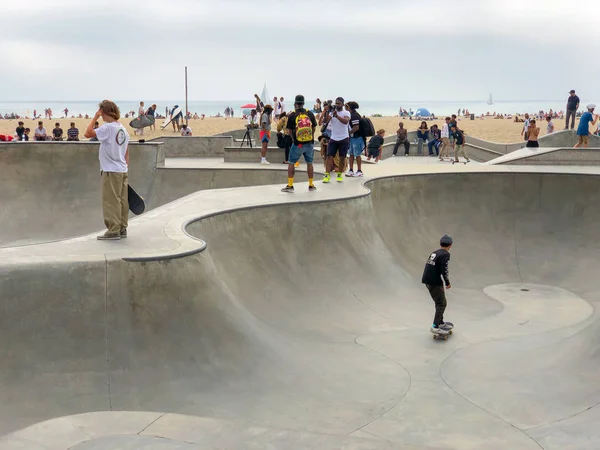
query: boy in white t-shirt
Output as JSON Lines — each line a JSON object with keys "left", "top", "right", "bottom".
{"left": 84, "top": 100, "right": 130, "bottom": 240}
{"left": 180, "top": 124, "right": 193, "bottom": 136}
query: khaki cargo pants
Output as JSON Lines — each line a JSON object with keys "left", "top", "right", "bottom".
{"left": 101, "top": 171, "right": 129, "bottom": 236}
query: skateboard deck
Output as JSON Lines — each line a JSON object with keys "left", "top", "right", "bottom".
{"left": 452, "top": 160, "right": 470, "bottom": 165}
{"left": 432, "top": 322, "right": 454, "bottom": 340}
{"left": 128, "top": 184, "right": 145, "bottom": 215}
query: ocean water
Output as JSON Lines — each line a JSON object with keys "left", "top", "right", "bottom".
{"left": 0, "top": 100, "right": 573, "bottom": 118}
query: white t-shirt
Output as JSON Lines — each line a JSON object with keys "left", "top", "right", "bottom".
{"left": 441, "top": 123, "right": 450, "bottom": 138}
{"left": 546, "top": 120, "right": 554, "bottom": 134}
{"left": 279, "top": 101, "right": 286, "bottom": 113}
{"left": 523, "top": 118, "right": 530, "bottom": 132}
{"left": 181, "top": 127, "right": 192, "bottom": 136}
{"left": 248, "top": 114, "right": 258, "bottom": 126}
{"left": 35, "top": 127, "right": 46, "bottom": 136}
{"left": 95, "top": 122, "right": 129, "bottom": 173}
{"left": 329, "top": 109, "right": 351, "bottom": 141}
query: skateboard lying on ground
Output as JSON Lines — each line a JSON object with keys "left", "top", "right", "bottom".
{"left": 128, "top": 185, "right": 146, "bottom": 215}
{"left": 431, "top": 322, "right": 454, "bottom": 340}
{"left": 452, "top": 160, "right": 470, "bottom": 165}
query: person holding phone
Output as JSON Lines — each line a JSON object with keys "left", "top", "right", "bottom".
{"left": 322, "top": 97, "right": 350, "bottom": 183}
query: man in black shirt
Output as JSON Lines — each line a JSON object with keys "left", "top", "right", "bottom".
{"left": 565, "top": 90, "right": 580, "bottom": 130}
{"left": 422, "top": 235, "right": 453, "bottom": 335}
{"left": 15, "top": 121, "right": 25, "bottom": 140}
{"left": 281, "top": 94, "right": 317, "bottom": 193}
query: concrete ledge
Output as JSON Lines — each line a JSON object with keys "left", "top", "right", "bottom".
{"left": 224, "top": 146, "right": 325, "bottom": 163}
{"left": 500, "top": 148, "right": 600, "bottom": 166}
{"left": 148, "top": 136, "right": 233, "bottom": 157}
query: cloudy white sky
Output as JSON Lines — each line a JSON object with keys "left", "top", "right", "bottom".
{"left": 1, "top": 0, "right": 598, "bottom": 102}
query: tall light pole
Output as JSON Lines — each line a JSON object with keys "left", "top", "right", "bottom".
{"left": 185, "top": 66, "right": 189, "bottom": 126}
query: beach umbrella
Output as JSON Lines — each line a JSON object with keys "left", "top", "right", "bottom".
{"left": 241, "top": 103, "right": 256, "bottom": 116}
{"left": 415, "top": 108, "right": 431, "bottom": 117}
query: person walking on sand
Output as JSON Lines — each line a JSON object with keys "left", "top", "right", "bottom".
{"left": 281, "top": 94, "right": 317, "bottom": 193}
{"left": 83, "top": 100, "right": 130, "bottom": 241}
{"left": 135, "top": 101, "right": 146, "bottom": 136}
{"left": 422, "top": 235, "right": 454, "bottom": 336}
{"left": 565, "top": 90, "right": 580, "bottom": 130}
{"left": 574, "top": 103, "right": 598, "bottom": 148}
{"left": 322, "top": 97, "right": 350, "bottom": 183}
{"left": 259, "top": 104, "right": 273, "bottom": 165}
{"left": 520, "top": 113, "right": 530, "bottom": 141}
{"left": 346, "top": 101, "right": 364, "bottom": 178}
{"left": 526, "top": 119, "right": 540, "bottom": 148}
{"left": 546, "top": 115, "right": 554, "bottom": 134}
{"left": 451, "top": 125, "right": 470, "bottom": 163}
{"left": 146, "top": 104, "right": 157, "bottom": 131}
{"left": 392, "top": 122, "right": 410, "bottom": 156}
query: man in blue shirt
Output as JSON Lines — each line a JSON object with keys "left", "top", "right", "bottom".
{"left": 574, "top": 103, "right": 598, "bottom": 148}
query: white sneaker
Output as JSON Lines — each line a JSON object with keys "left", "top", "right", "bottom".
{"left": 430, "top": 326, "right": 449, "bottom": 335}
{"left": 345, "top": 170, "right": 354, "bottom": 177}
{"left": 261, "top": 160, "right": 270, "bottom": 165}
{"left": 353, "top": 171, "right": 364, "bottom": 177}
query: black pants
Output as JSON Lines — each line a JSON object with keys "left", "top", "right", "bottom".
{"left": 565, "top": 109, "right": 576, "bottom": 129}
{"left": 393, "top": 139, "right": 410, "bottom": 155}
{"left": 526, "top": 140, "right": 539, "bottom": 148}
{"left": 426, "top": 284, "right": 446, "bottom": 326}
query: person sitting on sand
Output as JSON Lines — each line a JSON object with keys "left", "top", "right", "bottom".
{"left": 180, "top": 124, "right": 193, "bottom": 136}
{"left": 67, "top": 122, "right": 79, "bottom": 141}
{"left": 34, "top": 121, "right": 47, "bottom": 141}
{"left": 52, "top": 122, "right": 63, "bottom": 141}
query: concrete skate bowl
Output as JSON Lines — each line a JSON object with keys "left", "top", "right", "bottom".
{"left": 2, "top": 172, "right": 600, "bottom": 449}
{"left": 0, "top": 142, "right": 290, "bottom": 247}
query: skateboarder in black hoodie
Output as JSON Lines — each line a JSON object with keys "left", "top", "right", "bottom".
{"left": 422, "top": 235, "right": 453, "bottom": 335}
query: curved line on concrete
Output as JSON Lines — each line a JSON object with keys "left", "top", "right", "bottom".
{"left": 438, "top": 347, "right": 544, "bottom": 450}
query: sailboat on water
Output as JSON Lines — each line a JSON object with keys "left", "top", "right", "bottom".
{"left": 487, "top": 93, "right": 494, "bottom": 105}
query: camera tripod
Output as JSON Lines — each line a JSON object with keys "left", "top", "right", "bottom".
{"left": 240, "top": 127, "right": 254, "bottom": 148}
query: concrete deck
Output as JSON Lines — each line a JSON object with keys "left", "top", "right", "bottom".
{"left": 1, "top": 154, "right": 600, "bottom": 449}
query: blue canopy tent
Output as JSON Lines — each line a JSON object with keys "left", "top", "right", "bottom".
{"left": 414, "top": 108, "right": 432, "bottom": 117}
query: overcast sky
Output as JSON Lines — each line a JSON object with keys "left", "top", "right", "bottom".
{"left": 1, "top": 0, "right": 598, "bottom": 102}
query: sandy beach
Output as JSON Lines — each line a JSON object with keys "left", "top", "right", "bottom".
{"left": 0, "top": 114, "right": 572, "bottom": 144}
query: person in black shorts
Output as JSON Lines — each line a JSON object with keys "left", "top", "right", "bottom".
{"left": 322, "top": 97, "right": 350, "bottom": 183}
{"left": 422, "top": 235, "right": 454, "bottom": 336}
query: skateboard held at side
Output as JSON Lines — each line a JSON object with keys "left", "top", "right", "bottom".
{"left": 128, "top": 184, "right": 146, "bottom": 215}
